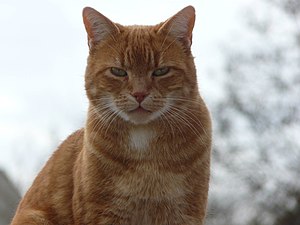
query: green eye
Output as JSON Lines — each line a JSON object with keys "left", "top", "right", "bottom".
{"left": 152, "top": 67, "right": 170, "bottom": 77}
{"left": 110, "top": 67, "right": 127, "bottom": 77}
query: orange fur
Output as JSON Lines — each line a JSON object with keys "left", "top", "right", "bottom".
{"left": 11, "top": 6, "right": 212, "bottom": 225}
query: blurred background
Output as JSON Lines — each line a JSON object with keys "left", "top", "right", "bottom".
{"left": 0, "top": 0, "right": 299, "bottom": 224}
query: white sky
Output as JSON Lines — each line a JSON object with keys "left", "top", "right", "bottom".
{"left": 0, "top": 0, "right": 248, "bottom": 192}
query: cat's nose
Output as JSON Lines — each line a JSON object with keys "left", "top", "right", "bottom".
{"left": 131, "top": 91, "right": 149, "bottom": 103}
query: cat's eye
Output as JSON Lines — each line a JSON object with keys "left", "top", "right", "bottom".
{"left": 110, "top": 67, "right": 127, "bottom": 77}
{"left": 152, "top": 67, "right": 170, "bottom": 77}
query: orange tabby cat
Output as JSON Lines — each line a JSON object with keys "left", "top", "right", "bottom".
{"left": 11, "top": 5, "right": 212, "bottom": 225}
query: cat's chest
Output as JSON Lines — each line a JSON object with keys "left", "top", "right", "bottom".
{"left": 128, "top": 127, "right": 155, "bottom": 151}
{"left": 112, "top": 166, "right": 190, "bottom": 225}
{"left": 114, "top": 165, "right": 186, "bottom": 199}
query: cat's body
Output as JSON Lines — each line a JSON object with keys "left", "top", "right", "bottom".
{"left": 11, "top": 6, "right": 212, "bottom": 225}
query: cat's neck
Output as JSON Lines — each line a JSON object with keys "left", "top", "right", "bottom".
{"left": 83, "top": 102, "right": 208, "bottom": 164}
{"left": 85, "top": 106, "right": 152, "bottom": 149}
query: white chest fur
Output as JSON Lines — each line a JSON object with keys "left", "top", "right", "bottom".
{"left": 129, "top": 127, "right": 155, "bottom": 151}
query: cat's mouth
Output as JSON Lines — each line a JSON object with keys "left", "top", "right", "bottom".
{"left": 125, "top": 105, "right": 154, "bottom": 124}
{"left": 129, "top": 105, "right": 152, "bottom": 114}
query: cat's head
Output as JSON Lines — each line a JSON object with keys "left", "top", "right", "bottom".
{"left": 83, "top": 6, "right": 199, "bottom": 125}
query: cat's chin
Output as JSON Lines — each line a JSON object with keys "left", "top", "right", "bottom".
{"left": 125, "top": 107, "right": 154, "bottom": 125}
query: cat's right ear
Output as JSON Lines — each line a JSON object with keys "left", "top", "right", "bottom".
{"left": 82, "top": 7, "right": 120, "bottom": 50}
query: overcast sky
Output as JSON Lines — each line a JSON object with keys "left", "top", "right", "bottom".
{"left": 0, "top": 0, "right": 249, "bottom": 192}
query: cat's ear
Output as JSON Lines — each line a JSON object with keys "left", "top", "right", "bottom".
{"left": 158, "top": 6, "right": 195, "bottom": 49}
{"left": 82, "top": 7, "right": 120, "bottom": 49}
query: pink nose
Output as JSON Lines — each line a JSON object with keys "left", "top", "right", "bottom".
{"left": 132, "top": 92, "right": 148, "bottom": 103}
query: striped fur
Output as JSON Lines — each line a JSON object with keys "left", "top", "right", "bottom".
{"left": 11, "top": 5, "right": 212, "bottom": 225}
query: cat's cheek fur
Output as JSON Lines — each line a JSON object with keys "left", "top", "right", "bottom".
{"left": 148, "top": 107, "right": 169, "bottom": 123}
{"left": 110, "top": 100, "right": 131, "bottom": 122}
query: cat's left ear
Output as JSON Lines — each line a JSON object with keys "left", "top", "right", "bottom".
{"left": 158, "top": 6, "right": 195, "bottom": 49}
{"left": 82, "top": 7, "right": 120, "bottom": 50}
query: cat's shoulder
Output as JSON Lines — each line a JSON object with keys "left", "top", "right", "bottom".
{"left": 53, "top": 128, "right": 84, "bottom": 158}
{"left": 64, "top": 128, "right": 84, "bottom": 147}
